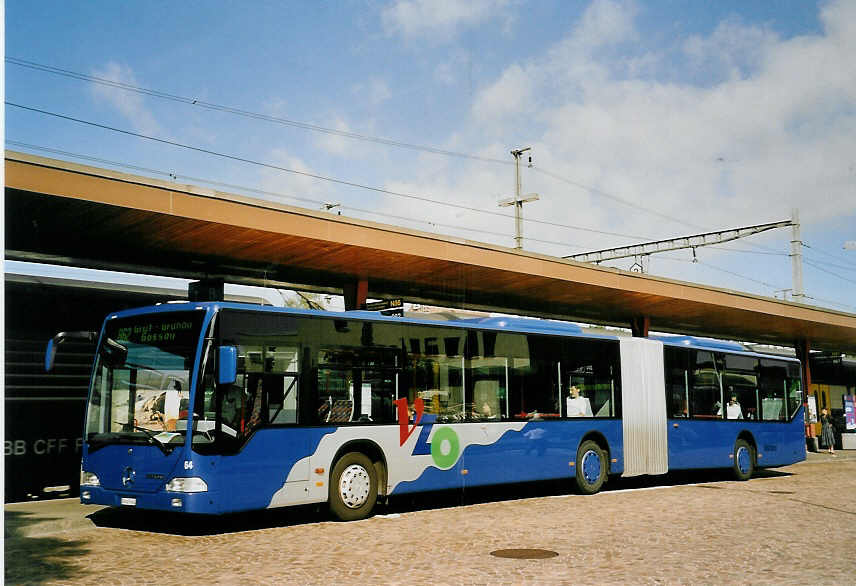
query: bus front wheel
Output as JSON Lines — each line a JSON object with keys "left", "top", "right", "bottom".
{"left": 732, "top": 439, "right": 755, "bottom": 481}
{"left": 329, "top": 452, "right": 378, "bottom": 521}
{"left": 575, "top": 440, "right": 607, "bottom": 494}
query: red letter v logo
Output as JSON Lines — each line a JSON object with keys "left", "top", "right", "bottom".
{"left": 394, "top": 397, "right": 424, "bottom": 446}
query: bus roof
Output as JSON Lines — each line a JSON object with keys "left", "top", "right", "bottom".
{"left": 649, "top": 335, "right": 746, "bottom": 353}
{"left": 651, "top": 334, "right": 800, "bottom": 363}
{"left": 106, "top": 302, "right": 799, "bottom": 362}
{"left": 105, "top": 302, "right": 611, "bottom": 341}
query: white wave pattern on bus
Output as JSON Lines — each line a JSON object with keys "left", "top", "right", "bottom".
{"left": 267, "top": 421, "right": 527, "bottom": 508}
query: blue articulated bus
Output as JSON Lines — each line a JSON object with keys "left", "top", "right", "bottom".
{"left": 50, "top": 302, "right": 806, "bottom": 520}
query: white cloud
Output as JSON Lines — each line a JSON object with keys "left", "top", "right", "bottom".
{"left": 382, "top": 0, "right": 513, "bottom": 41}
{"left": 570, "top": 0, "right": 638, "bottom": 49}
{"left": 90, "top": 62, "right": 164, "bottom": 137}
{"left": 682, "top": 19, "right": 776, "bottom": 82}
{"left": 471, "top": 64, "right": 536, "bottom": 124}
{"left": 462, "top": 0, "right": 856, "bottom": 241}
{"left": 471, "top": 0, "right": 640, "bottom": 130}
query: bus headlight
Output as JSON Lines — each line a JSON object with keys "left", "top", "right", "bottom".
{"left": 165, "top": 477, "right": 208, "bottom": 493}
{"left": 80, "top": 470, "right": 101, "bottom": 487}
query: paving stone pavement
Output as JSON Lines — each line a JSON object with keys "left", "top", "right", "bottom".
{"left": 5, "top": 451, "right": 855, "bottom": 585}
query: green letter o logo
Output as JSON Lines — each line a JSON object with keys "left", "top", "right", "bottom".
{"left": 431, "top": 427, "right": 460, "bottom": 469}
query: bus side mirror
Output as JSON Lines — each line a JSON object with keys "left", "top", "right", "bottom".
{"left": 45, "top": 339, "right": 58, "bottom": 372}
{"left": 218, "top": 346, "right": 238, "bottom": 385}
{"left": 45, "top": 331, "right": 98, "bottom": 371}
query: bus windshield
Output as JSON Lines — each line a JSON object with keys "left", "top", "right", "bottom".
{"left": 86, "top": 311, "right": 205, "bottom": 452}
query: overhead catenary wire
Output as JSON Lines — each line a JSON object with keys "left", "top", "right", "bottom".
{"left": 798, "top": 257, "right": 856, "bottom": 273}
{"left": 802, "top": 242, "right": 856, "bottom": 270}
{"left": 6, "top": 57, "right": 511, "bottom": 166}
{"left": 695, "top": 259, "right": 789, "bottom": 291}
{"left": 530, "top": 166, "right": 706, "bottom": 232}
{"left": 8, "top": 56, "right": 705, "bottom": 232}
{"left": 654, "top": 254, "right": 856, "bottom": 312}
{"left": 707, "top": 245, "right": 788, "bottom": 256}
{"left": 654, "top": 254, "right": 788, "bottom": 293}
{"left": 6, "top": 102, "right": 655, "bottom": 241}
{"left": 803, "top": 294, "right": 856, "bottom": 313}
{"left": 803, "top": 259, "right": 856, "bottom": 286}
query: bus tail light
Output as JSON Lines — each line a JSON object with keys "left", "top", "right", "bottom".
{"left": 165, "top": 477, "right": 208, "bottom": 493}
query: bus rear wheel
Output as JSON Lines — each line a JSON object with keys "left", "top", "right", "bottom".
{"left": 329, "top": 452, "right": 378, "bottom": 521}
{"left": 733, "top": 439, "right": 755, "bottom": 481}
{"left": 575, "top": 440, "right": 607, "bottom": 494}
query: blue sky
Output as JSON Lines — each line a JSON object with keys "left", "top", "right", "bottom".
{"left": 5, "top": 0, "right": 856, "bottom": 315}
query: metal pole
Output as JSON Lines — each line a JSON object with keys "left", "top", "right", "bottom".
{"left": 514, "top": 152, "right": 523, "bottom": 249}
{"left": 791, "top": 208, "right": 804, "bottom": 301}
{"left": 499, "top": 147, "right": 537, "bottom": 250}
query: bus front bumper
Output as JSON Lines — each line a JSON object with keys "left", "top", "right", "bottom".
{"left": 79, "top": 486, "right": 219, "bottom": 514}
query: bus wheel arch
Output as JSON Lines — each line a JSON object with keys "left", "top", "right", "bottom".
{"left": 733, "top": 433, "right": 756, "bottom": 481}
{"left": 579, "top": 432, "right": 611, "bottom": 468}
{"left": 575, "top": 434, "right": 610, "bottom": 495}
{"left": 331, "top": 440, "right": 388, "bottom": 495}
{"left": 328, "top": 440, "right": 387, "bottom": 521}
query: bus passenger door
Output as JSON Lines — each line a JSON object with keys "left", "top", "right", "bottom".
{"left": 219, "top": 373, "right": 312, "bottom": 512}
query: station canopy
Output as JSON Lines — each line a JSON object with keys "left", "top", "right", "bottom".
{"left": 6, "top": 151, "right": 856, "bottom": 353}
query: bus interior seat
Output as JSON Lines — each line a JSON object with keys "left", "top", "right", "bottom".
{"left": 328, "top": 400, "right": 354, "bottom": 422}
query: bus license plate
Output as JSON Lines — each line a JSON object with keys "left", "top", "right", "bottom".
{"left": 120, "top": 497, "right": 137, "bottom": 506}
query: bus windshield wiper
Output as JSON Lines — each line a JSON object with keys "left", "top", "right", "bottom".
{"left": 131, "top": 426, "right": 175, "bottom": 455}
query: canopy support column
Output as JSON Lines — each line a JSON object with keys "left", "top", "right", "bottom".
{"left": 795, "top": 338, "right": 816, "bottom": 450}
{"left": 343, "top": 278, "right": 368, "bottom": 310}
{"left": 630, "top": 315, "right": 650, "bottom": 338}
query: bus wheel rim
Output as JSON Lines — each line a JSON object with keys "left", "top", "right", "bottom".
{"left": 339, "top": 464, "right": 371, "bottom": 509}
{"left": 582, "top": 450, "right": 601, "bottom": 484}
{"left": 737, "top": 446, "right": 750, "bottom": 474}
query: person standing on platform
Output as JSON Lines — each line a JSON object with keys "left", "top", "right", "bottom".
{"left": 820, "top": 408, "right": 836, "bottom": 456}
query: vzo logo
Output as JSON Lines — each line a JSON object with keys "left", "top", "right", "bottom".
{"left": 394, "top": 397, "right": 461, "bottom": 469}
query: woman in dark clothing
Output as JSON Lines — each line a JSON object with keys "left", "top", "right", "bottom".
{"left": 820, "top": 408, "right": 836, "bottom": 456}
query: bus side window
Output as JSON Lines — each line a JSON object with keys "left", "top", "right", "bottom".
{"left": 561, "top": 339, "right": 619, "bottom": 418}
{"left": 723, "top": 354, "right": 758, "bottom": 420}
{"left": 467, "top": 331, "right": 508, "bottom": 421}
{"left": 690, "top": 351, "right": 721, "bottom": 419}
{"left": 664, "top": 347, "right": 689, "bottom": 418}
{"left": 786, "top": 362, "right": 802, "bottom": 419}
{"left": 759, "top": 359, "right": 788, "bottom": 421}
